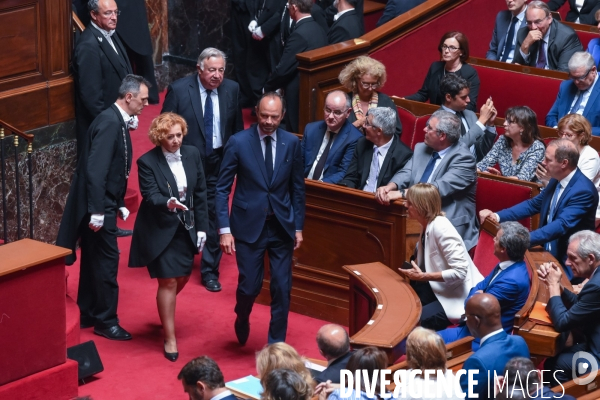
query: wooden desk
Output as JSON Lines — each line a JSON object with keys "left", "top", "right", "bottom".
{"left": 344, "top": 262, "right": 421, "bottom": 364}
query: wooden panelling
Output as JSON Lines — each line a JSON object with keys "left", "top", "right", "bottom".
{"left": 48, "top": 77, "right": 75, "bottom": 124}
{"left": 0, "top": 83, "right": 48, "bottom": 131}
{"left": 47, "top": 0, "right": 69, "bottom": 76}
{"left": 0, "top": 3, "right": 41, "bottom": 81}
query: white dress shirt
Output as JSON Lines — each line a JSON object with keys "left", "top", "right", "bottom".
{"left": 427, "top": 144, "right": 452, "bottom": 183}
{"left": 91, "top": 21, "right": 118, "bottom": 54}
{"left": 198, "top": 77, "right": 223, "bottom": 149}
{"left": 489, "top": 260, "right": 516, "bottom": 285}
{"left": 364, "top": 136, "right": 394, "bottom": 190}
{"left": 307, "top": 128, "right": 340, "bottom": 180}
{"left": 503, "top": 7, "right": 527, "bottom": 63}
{"left": 480, "top": 328, "right": 504, "bottom": 346}
{"left": 163, "top": 148, "right": 187, "bottom": 201}
{"left": 569, "top": 74, "right": 599, "bottom": 115}
{"left": 579, "top": 145, "right": 600, "bottom": 219}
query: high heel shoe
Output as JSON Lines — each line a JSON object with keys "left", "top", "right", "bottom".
{"left": 163, "top": 341, "right": 179, "bottom": 362}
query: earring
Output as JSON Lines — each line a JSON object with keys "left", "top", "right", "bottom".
{"left": 520, "top": 131, "right": 523, "bottom": 136}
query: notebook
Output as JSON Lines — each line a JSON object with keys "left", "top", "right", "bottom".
{"left": 226, "top": 375, "right": 262, "bottom": 399}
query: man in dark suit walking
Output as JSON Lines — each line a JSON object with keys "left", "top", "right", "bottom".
{"left": 540, "top": 230, "right": 600, "bottom": 384}
{"left": 57, "top": 75, "right": 150, "bottom": 340}
{"left": 302, "top": 90, "right": 362, "bottom": 184}
{"left": 486, "top": 0, "right": 528, "bottom": 62}
{"left": 73, "top": 0, "right": 133, "bottom": 160}
{"left": 339, "top": 107, "right": 413, "bottom": 191}
{"left": 327, "top": 0, "right": 362, "bottom": 44}
{"left": 512, "top": 1, "right": 583, "bottom": 72}
{"left": 216, "top": 93, "right": 305, "bottom": 345}
{"left": 162, "top": 47, "right": 244, "bottom": 292}
{"left": 264, "top": 0, "right": 328, "bottom": 133}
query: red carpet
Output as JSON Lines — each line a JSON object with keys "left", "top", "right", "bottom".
{"left": 67, "top": 94, "right": 326, "bottom": 399}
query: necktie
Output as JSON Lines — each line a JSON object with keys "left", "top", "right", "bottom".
{"left": 501, "top": 16, "right": 519, "bottom": 62}
{"left": 419, "top": 152, "right": 441, "bottom": 183}
{"left": 570, "top": 89, "right": 588, "bottom": 114}
{"left": 363, "top": 147, "right": 380, "bottom": 193}
{"left": 311, "top": 131, "right": 335, "bottom": 180}
{"left": 485, "top": 264, "right": 502, "bottom": 291}
{"left": 457, "top": 111, "right": 467, "bottom": 137}
{"left": 204, "top": 89, "right": 214, "bottom": 156}
{"left": 545, "top": 183, "right": 562, "bottom": 250}
{"left": 536, "top": 40, "right": 547, "bottom": 69}
{"left": 264, "top": 135, "right": 273, "bottom": 183}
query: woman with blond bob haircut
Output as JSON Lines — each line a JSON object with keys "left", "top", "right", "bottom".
{"left": 338, "top": 56, "right": 402, "bottom": 136}
{"left": 129, "top": 112, "right": 209, "bottom": 362}
{"left": 401, "top": 184, "right": 483, "bottom": 332}
{"left": 256, "top": 343, "right": 314, "bottom": 389}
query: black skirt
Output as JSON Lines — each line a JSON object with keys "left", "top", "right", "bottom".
{"left": 147, "top": 223, "right": 196, "bottom": 279}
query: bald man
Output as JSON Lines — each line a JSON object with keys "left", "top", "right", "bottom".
{"left": 460, "top": 294, "right": 530, "bottom": 400}
{"left": 314, "top": 324, "right": 352, "bottom": 383}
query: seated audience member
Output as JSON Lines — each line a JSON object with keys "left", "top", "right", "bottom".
{"left": 495, "top": 357, "right": 576, "bottom": 400}
{"left": 586, "top": 10, "right": 600, "bottom": 66}
{"left": 264, "top": 0, "right": 328, "bottom": 133}
{"left": 537, "top": 114, "right": 600, "bottom": 224}
{"left": 460, "top": 294, "right": 530, "bottom": 400}
{"left": 477, "top": 106, "right": 545, "bottom": 181}
{"left": 316, "top": 347, "right": 388, "bottom": 400}
{"left": 439, "top": 222, "right": 531, "bottom": 350}
{"left": 376, "top": 110, "right": 479, "bottom": 251}
{"left": 512, "top": 1, "right": 583, "bottom": 72}
{"left": 439, "top": 74, "right": 497, "bottom": 162}
{"left": 540, "top": 230, "right": 600, "bottom": 384}
{"left": 261, "top": 369, "right": 313, "bottom": 400}
{"left": 480, "top": 139, "right": 599, "bottom": 279}
{"left": 338, "top": 56, "right": 403, "bottom": 135}
{"left": 327, "top": 0, "right": 361, "bottom": 45}
{"left": 548, "top": 0, "right": 600, "bottom": 25}
{"left": 178, "top": 356, "right": 237, "bottom": 400}
{"left": 399, "top": 183, "right": 483, "bottom": 331}
{"left": 487, "top": 0, "right": 528, "bottom": 62}
{"left": 302, "top": 91, "right": 362, "bottom": 184}
{"left": 546, "top": 52, "right": 600, "bottom": 136}
{"left": 256, "top": 343, "right": 315, "bottom": 389}
{"left": 395, "top": 327, "right": 464, "bottom": 400}
{"left": 314, "top": 324, "right": 352, "bottom": 384}
{"left": 338, "top": 107, "right": 412, "bottom": 191}
{"left": 406, "top": 31, "right": 480, "bottom": 111}
{"left": 376, "top": 0, "right": 427, "bottom": 27}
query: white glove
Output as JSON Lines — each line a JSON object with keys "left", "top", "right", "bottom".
{"left": 118, "top": 207, "right": 130, "bottom": 221}
{"left": 167, "top": 197, "right": 188, "bottom": 212}
{"left": 248, "top": 20, "right": 258, "bottom": 33}
{"left": 197, "top": 231, "right": 207, "bottom": 252}
{"left": 252, "top": 26, "right": 264, "bottom": 40}
{"left": 89, "top": 214, "right": 104, "bottom": 232}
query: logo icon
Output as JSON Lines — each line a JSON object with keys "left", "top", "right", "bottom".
{"left": 572, "top": 351, "right": 599, "bottom": 385}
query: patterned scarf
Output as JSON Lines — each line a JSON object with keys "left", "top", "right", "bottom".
{"left": 352, "top": 92, "right": 379, "bottom": 120}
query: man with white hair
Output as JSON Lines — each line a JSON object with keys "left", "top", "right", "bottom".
{"left": 546, "top": 51, "right": 600, "bottom": 136}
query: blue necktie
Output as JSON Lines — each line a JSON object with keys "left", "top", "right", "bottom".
{"left": 419, "top": 152, "right": 440, "bottom": 183}
{"left": 264, "top": 135, "right": 273, "bottom": 183}
{"left": 204, "top": 89, "right": 214, "bottom": 156}
{"left": 536, "top": 40, "right": 547, "bottom": 69}
{"left": 485, "top": 264, "right": 502, "bottom": 291}
{"left": 570, "top": 89, "right": 588, "bottom": 114}
{"left": 545, "top": 183, "right": 562, "bottom": 251}
{"left": 501, "top": 16, "right": 518, "bottom": 62}
{"left": 363, "top": 147, "right": 380, "bottom": 193}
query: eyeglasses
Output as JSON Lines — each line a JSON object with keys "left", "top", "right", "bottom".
{"left": 360, "top": 81, "right": 380, "bottom": 89}
{"left": 97, "top": 10, "right": 121, "bottom": 17}
{"left": 569, "top": 67, "right": 594, "bottom": 82}
{"left": 324, "top": 107, "right": 348, "bottom": 117}
{"left": 441, "top": 44, "right": 460, "bottom": 52}
{"left": 425, "top": 124, "right": 440, "bottom": 133}
{"left": 504, "top": 119, "right": 517, "bottom": 125}
{"left": 363, "top": 119, "right": 378, "bottom": 129}
{"left": 558, "top": 130, "right": 578, "bottom": 139}
{"left": 526, "top": 16, "right": 549, "bottom": 27}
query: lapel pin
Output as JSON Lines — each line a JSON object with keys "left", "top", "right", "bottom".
{"left": 98, "top": 37, "right": 103, "bottom": 42}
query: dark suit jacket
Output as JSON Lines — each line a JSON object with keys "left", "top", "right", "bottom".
{"left": 497, "top": 169, "right": 598, "bottom": 277}
{"left": 264, "top": 17, "right": 328, "bottom": 132}
{"left": 216, "top": 126, "right": 305, "bottom": 243}
{"left": 347, "top": 92, "right": 403, "bottom": 137}
{"left": 314, "top": 351, "right": 352, "bottom": 383}
{"left": 115, "top": 0, "right": 154, "bottom": 55}
{"left": 486, "top": 9, "right": 526, "bottom": 61}
{"left": 161, "top": 75, "right": 244, "bottom": 163}
{"left": 73, "top": 25, "right": 132, "bottom": 152}
{"left": 460, "top": 332, "right": 530, "bottom": 400}
{"left": 406, "top": 61, "right": 480, "bottom": 112}
{"left": 323, "top": 0, "right": 364, "bottom": 35}
{"left": 548, "top": 0, "right": 600, "bottom": 25}
{"left": 376, "top": 0, "right": 426, "bottom": 27}
{"left": 128, "top": 145, "right": 209, "bottom": 267}
{"left": 547, "top": 266, "right": 600, "bottom": 366}
{"left": 327, "top": 9, "right": 362, "bottom": 44}
{"left": 512, "top": 19, "right": 583, "bottom": 72}
{"left": 57, "top": 105, "right": 132, "bottom": 264}
{"left": 339, "top": 135, "right": 413, "bottom": 190}
{"left": 546, "top": 78, "right": 600, "bottom": 136}
{"left": 302, "top": 120, "right": 363, "bottom": 184}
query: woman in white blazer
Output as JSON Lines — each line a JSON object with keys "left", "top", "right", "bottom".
{"left": 399, "top": 183, "right": 483, "bottom": 331}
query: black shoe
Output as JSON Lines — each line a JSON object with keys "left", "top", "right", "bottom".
{"left": 117, "top": 228, "right": 133, "bottom": 237}
{"left": 164, "top": 341, "right": 179, "bottom": 362}
{"left": 94, "top": 325, "right": 132, "bottom": 341}
{"left": 234, "top": 317, "right": 250, "bottom": 345}
{"left": 202, "top": 279, "right": 222, "bottom": 292}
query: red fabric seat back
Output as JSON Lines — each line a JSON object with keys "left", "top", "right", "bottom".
{"left": 476, "top": 175, "right": 536, "bottom": 230}
{"left": 397, "top": 106, "right": 418, "bottom": 148}
{"left": 472, "top": 228, "right": 498, "bottom": 277}
{"left": 410, "top": 115, "right": 430, "bottom": 150}
{"left": 576, "top": 30, "right": 597, "bottom": 49}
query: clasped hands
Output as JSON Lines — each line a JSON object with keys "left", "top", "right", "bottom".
{"left": 538, "top": 261, "right": 562, "bottom": 286}
{"left": 314, "top": 380, "right": 339, "bottom": 400}
{"left": 375, "top": 184, "right": 402, "bottom": 205}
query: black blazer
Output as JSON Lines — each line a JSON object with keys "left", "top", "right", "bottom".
{"left": 347, "top": 92, "right": 403, "bottom": 137}
{"left": 73, "top": 25, "right": 133, "bottom": 151}
{"left": 129, "top": 145, "right": 209, "bottom": 267}
{"left": 323, "top": 0, "right": 364, "bottom": 35}
{"left": 548, "top": 0, "right": 600, "bottom": 25}
{"left": 339, "top": 135, "right": 413, "bottom": 189}
{"left": 315, "top": 352, "right": 352, "bottom": 383}
{"left": 376, "top": 0, "right": 426, "bottom": 27}
{"left": 57, "top": 105, "right": 132, "bottom": 264}
{"left": 512, "top": 19, "right": 583, "bottom": 72}
{"left": 328, "top": 9, "right": 362, "bottom": 44}
{"left": 406, "top": 61, "right": 480, "bottom": 112}
{"left": 161, "top": 75, "right": 244, "bottom": 163}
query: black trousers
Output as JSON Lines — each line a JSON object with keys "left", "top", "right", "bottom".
{"left": 200, "top": 150, "right": 223, "bottom": 282}
{"left": 411, "top": 280, "right": 452, "bottom": 331}
{"left": 78, "top": 196, "right": 120, "bottom": 329}
{"left": 234, "top": 217, "right": 294, "bottom": 344}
